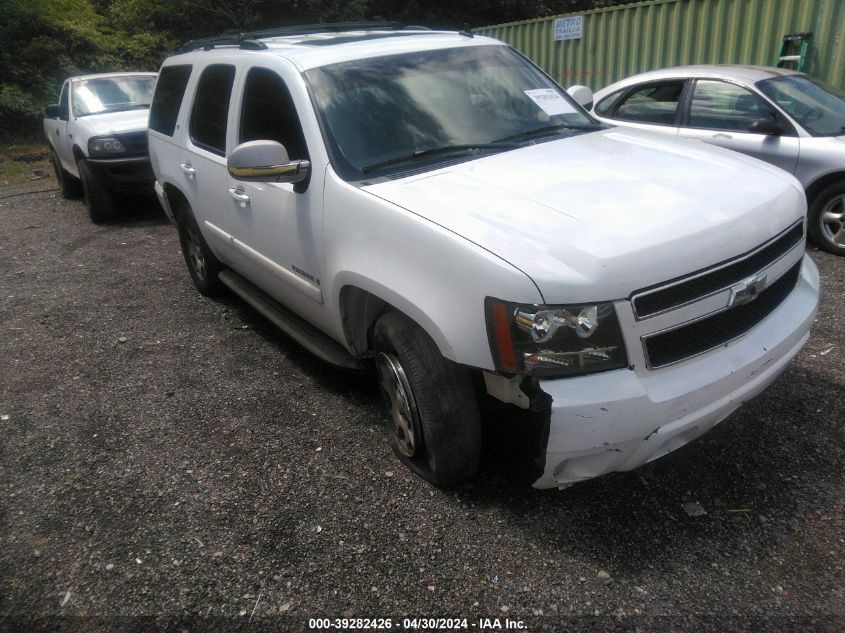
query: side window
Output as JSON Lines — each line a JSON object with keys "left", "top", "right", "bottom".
{"left": 190, "top": 64, "right": 236, "bottom": 156}
{"left": 239, "top": 67, "right": 309, "bottom": 160}
{"left": 59, "top": 82, "right": 69, "bottom": 118}
{"left": 594, "top": 89, "right": 624, "bottom": 116}
{"left": 613, "top": 81, "right": 685, "bottom": 125}
{"left": 150, "top": 65, "right": 192, "bottom": 136}
{"left": 688, "top": 80, "right": 777, "bottom": 132}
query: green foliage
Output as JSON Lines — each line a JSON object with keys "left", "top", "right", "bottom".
{"left": 0, "top": 0, "right": 638, "bottom": 142}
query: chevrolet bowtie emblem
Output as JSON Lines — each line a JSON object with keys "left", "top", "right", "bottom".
{"left": 728, "top": 272, "right": 768, "bottom": 307}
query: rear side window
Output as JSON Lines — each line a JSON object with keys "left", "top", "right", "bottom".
{"left": 239, "top": 67, "right": 309, "bottom": 160}
{"left": 150, "top": 65, "right": 192, "bottom": 136}
{"left": 190, "top": 64, "right": 236, "bottom": 155}
{"left": 613, "top": 81, "right": 685, "bottom": 125}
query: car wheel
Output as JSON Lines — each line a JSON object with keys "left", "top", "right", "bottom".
{"left": 175, "top": 204, "right": 225, "bottom": 296}
{"left": 77, "top": 159, "right": 115, "bottom": 223}
{"left": 49, "top": 148, "right": 81, "bottom": 199}
{"left": 373, "top": 311, "right": 481, "bottom": 486}
{"left": 808, "top": 183, "right": 845, "bottom": 255}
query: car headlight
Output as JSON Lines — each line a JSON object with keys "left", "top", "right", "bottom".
{"left": 486, "top": 297, "right": 628, "bottom": 377}
{"left": 88, "top": 137, "right": 126, "bottom": 158}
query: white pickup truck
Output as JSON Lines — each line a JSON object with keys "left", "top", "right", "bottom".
{"left": 43, "top": 72, "right": 157, "bottom": 222}
{"left": 148, "top": 25, "right": 819, "bottom": 489}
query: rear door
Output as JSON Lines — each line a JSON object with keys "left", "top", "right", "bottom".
{"left": 180, "top": 62, "right": 242, "bottom": 264}
{"left": 598, "top": 79, "right": 686, "bottom": 136}
{"left": 677, "top": 79, "right": 800, "bottom": 174}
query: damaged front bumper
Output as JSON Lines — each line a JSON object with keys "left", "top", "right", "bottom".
{"left": 530, "top": 255, "right": 819, "bottom": 489}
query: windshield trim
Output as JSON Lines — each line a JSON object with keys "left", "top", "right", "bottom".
{"left": 303, "top": 44, "right": 600, "bottom": 182}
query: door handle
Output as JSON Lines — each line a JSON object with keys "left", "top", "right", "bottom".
{"left": 229, "top": 187, "right": 250, "bottom": 205}
{"left": 713, "top": 133, "right": 733, "bottom": 139}
{"left": 180, "top": 162, "right": 196, "bottom": 178}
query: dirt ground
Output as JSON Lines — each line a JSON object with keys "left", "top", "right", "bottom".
{"left": 0, "top": 186, "right": 842, "bottom": 632}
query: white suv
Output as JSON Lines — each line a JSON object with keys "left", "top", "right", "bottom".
{"left": 148, "top": 24, "right": 819, "bottom": 489}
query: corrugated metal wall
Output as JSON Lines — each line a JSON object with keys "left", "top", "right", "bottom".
{"left": 475, "top": 0, "right": 845, "bottom": 91}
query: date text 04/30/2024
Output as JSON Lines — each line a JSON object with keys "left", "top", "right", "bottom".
{"left": 307, "top": 618, "right": 527, "bottom": 630}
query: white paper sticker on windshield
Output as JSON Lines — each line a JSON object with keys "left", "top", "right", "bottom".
{"left": 524, "top": 89, "right": 576, "bottom": 116}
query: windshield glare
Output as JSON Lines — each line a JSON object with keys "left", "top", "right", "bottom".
{"left": 306, "top": 45, "right": 596, "bottom": 178}
{"left": 73, "top": 76, "right": 156, "bottom": 117}
{"left": 756, "top": 75, "right": 845, "bottom": 136}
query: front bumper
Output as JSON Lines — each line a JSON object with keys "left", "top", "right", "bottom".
{"left": 85, "top": 156, "right": 154, "bottom": 193}
{"left": 533, "top": 255, "right": 819, "bottom": 489}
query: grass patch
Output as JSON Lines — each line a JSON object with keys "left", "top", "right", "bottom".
{"left": 1, "top": 143, "right": 53, "bottom": 187}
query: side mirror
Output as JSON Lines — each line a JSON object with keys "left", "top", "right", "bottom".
{"left": 44, "top": 104, "right": 64, "bottom": 119}
{"left": 567, "top": 85, "right": 594, "bottom": 110}
{"left": 748, "top": 118, "right": 782, "bottom": 136}
{"left": 228, "top": 140, "right": 310, "bottom": 184}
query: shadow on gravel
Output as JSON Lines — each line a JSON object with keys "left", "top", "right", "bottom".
{"left": 184, "top": 269, "right": 843, "bottom": 579}
{"left": 454, "top": 363, "right": 843, "bottom": 574}
{"left": 110, "top": 194, "right": 169, "bottom": 227}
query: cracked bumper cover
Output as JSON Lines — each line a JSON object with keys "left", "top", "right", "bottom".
{"left": 532, "top": 255, "right": 819, "bottom": 489}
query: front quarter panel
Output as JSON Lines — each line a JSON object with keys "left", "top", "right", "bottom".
{"left": 322, "top": 168, "right": 543, "bottom": 369}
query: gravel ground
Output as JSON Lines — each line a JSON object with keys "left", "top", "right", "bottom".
{"left": 0, "top": 188, "right": 842, "bottom": 632}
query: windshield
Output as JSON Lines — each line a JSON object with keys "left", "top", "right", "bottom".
{"left": 756, "top": 75, "right": 845, "bottom": 136}
{"left": 73, "top": 76, "right": 156, "bottom": 117}
{"left": 306, "top": 45, "right": 598, "bottom": 179}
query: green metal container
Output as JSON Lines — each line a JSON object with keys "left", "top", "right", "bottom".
{"left": 475, "top": 0, "right": 845, "bottom": 91}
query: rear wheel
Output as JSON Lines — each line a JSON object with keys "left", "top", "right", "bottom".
{"left": 49, "top": 148, "right": 81, "bottom": 199}
{"left": 373, "top": 311, "right": 481, "bottom": 486}
{"left": 808, "top": 183, "right": 845, "bottom": 255}
{"left": 78, "top": 159, "right": 115, "bottom": 223}
{"left": 176, "top": 203, "right": 225, "bottom": 296}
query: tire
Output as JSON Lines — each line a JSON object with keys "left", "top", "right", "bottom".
{"left": 77, "top": 159, "right": 115, "bottom": 223}
{"left": 808, "top": 182, "right": 845, "bottom": 256}
{"left": 49, "top": 148, "right": 81, "bottom": 199}
{"left": 373, "top": 311, "right": 481, "bottom": 486}
{"left": 175, "top": 203, "right": 225, "bottom": 297}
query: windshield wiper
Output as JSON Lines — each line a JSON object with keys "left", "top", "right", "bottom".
{"left": 361, "top": 142, "right": 517, "bottom": 174}
{"left": 493, "top": 123, "right": 602, "bottom": 144}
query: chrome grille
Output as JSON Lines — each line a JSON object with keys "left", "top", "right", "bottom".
{"left": 633, "top": 222, "right": 804, "bottom": 319}
{"left": 643, "top": 261, "right": 801, "bottom": 369}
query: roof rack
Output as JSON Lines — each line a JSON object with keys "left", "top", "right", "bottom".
{"left": 175, "top": 22, "right": 430, "bottom": 54}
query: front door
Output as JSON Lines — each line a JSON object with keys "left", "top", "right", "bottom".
{"left": 677, "top": 79, "right": 800, "bottom": 174}
{"left": 226, "top": 63, "right": 324, "bottom": 308}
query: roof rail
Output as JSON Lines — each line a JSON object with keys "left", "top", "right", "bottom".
{"left": 175, "top": 22, "right": 430, "bottom": 54}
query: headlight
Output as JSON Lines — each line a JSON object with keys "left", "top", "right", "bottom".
{"left": 486, "top": 298, "right": 628, "bottom": 377}
{"left": 88, "top": 137, "right": 126, "bottom": 157}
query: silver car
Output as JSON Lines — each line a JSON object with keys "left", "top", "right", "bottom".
{"left": 591, "top": 65, "right": 845, "bottom": 255}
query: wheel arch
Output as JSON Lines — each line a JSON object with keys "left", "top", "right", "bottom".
{"left": 162, "top": 182, "right": 191, "bottom": 223}
{"left": 805, "top": 170, "right": 845, "bottom": 205}
{"left": 337, "top": 279, "right": 454, "bottom": 361}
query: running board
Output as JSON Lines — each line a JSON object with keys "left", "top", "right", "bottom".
{"left": 218, "top": 269, "right": 361, "bottom": 370}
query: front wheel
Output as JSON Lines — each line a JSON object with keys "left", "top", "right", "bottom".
{"left": 373, "top": 311, "right": 481, "bottom": 486}
{"left": 77, "top": 159, "right": 115, "bottom": 223}
{"left": 808, "top": 183, "right": 845, "bottom": 255}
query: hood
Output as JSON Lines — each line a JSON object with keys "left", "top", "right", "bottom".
{"left": 363, "top": 128, "right": 805, "bottom": 303}
{"left": 78, "top": 109, "right": 149, "bottom": 136}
